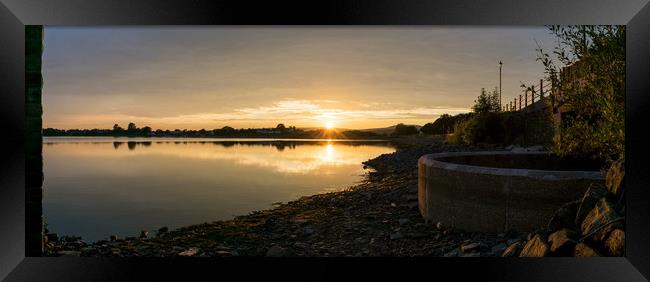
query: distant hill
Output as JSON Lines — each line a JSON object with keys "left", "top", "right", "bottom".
{"left": 298, "top": 124, "right": 422, "bottom": 135}
{"left": 357, "top": 124, "right": 422, "bottom": 135}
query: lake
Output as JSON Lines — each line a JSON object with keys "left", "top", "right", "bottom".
{"left": 42, "top": 137, "right": 395, "bottom": 241}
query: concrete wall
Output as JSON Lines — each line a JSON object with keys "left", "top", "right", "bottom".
{"left": 418, "top": 151, "right": 604, "bottom": 233}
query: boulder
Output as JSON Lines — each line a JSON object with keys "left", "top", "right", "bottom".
{"left": 139, "top": 230, "right": 148, "bottom": 239}
{"left": 547, "top": 229, "right": 578, "bottom": 256}
{"left": 573, "top": 243, "right": 601, "bottom": 257}
{"left": 520, "top": 235, "right": 550, "bottom": 257}
{"left": 604, "top": 229, "right": 625, "bottom": 256}
{"left": 605, "top": 159, "right": 625, "bottom": 197}
{"left": 547, "top": 200, "right": 580, "bottom": 232}
{"left": 575, "top": 184, "right": 608, "bottom": 226}
{"left": 581, "top": 198, "right": 623, "bottom": 243}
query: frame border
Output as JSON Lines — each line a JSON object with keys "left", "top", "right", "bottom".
{"left": 1, "top": 0, "right": 649, "bottom": 280}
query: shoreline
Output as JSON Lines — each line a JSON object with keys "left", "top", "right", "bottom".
{"left": 45, "top": 138, "right": 524, "bottom": 257}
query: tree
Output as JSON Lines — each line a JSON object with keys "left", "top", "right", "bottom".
{"left": 142, "top": 126, "right": 152, "bottom": 135}
{"left": 392, "top": 123, "right": 419, "bottom": 136}
{"left": 472, "top": 87, "right": 500, "bottom": 114}
{"left": 534, "top": 25, "right": 625, "bottom": 162}
{"left": 127, "top": 122, "right": 138, "bottom": 136}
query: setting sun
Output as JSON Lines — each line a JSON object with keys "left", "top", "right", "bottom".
{"left": 324, "top": 120, "right": 335, "bottom": 129}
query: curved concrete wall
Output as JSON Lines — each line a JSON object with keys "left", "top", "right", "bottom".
{"left": 418, "top": 151, "right": 604, "bottom": 233}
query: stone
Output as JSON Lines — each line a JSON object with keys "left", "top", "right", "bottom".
{"left": 398, "top": 218, "right": 410, "bottom": 225}
{"left": 547, "top": 200, "right": 580, "bottom": 232}
{"left": 443, "top": 249, "right": 460, "bottom": 257}
{"left": 215, "top": 250, "right": 233, "bottom": 257}
{"left": 293, "top": 242, "right": 310, "bottom": 249}
{"left": 605, "top": 159, "right": 625, "bottom": 197}
{"left": 389, "top": 232, "right": 404, "bottom": 240}
{"left": 519, "top": 235, "right": 550, "bottom": 257}
{"left": 491, "top": 243, "right": 507, "bottom": 255}
{"left": 604, "top": 229, "right": 625, "bottom": 256}
{"left": 178, "top": 247, "right": 199, "bottom": 257}
{"left": 109, "top": 235, "right": 118, "bottom": 242}
{"left": 265, "top": 245, "right": 293, "bottom": 257}
{"left": 575, "top": 184, "right": 608, "bottom": 226}
{"left": 525, "top": 145, "right": 545, "bottom": 152}
{"left": 573, "top": 243, "right": 601, "bottom": 257}
{"left": 139, "top": 230, "right": 149, "bottom": 239}
{"left": 581, "top": 198, "right": 623, "bottom": 243}
{"left": 436, "top": 222, "right": 444, "bottom": 230}
{"left": 157, "top": 226, "right": 169, "bottom": 235}
{"left": 501, "top": 242, "right": 521, "bottom": 257}
{"left": 304, "top": 227, "right": 314, "bottom": 235}
{"left": 460, "top": 242, "right": 481, "bottom": 253}
{"left": 547, "top": 229, "right": 578, "bottom": 256}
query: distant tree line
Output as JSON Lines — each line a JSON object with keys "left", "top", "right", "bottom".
{"left": 43, "top": 122, "right": 386, "bottom": 140}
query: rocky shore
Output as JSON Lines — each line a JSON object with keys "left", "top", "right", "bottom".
{"left": 44, "top": 138, "right": 623, "bottom": 258}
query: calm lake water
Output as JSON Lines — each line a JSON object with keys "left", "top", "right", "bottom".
{"left": 43, "top": 137, "right": 395, "bottom": 241}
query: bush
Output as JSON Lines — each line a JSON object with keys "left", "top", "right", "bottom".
{"left": 447, "top": 107, "right": 556, "bottom": 147}
{"left": 421, "top": 113, "right": 473, "bottom": 135}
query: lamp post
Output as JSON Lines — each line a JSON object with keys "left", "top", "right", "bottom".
{"left": 499, "top": 61, "right": 503, "bottom": 111}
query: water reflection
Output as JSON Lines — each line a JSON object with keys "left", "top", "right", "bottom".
{"left": 43, "top": 137, "right": 395, "bottom": 241}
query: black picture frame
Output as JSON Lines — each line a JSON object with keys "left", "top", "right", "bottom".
{"left": 1, "top": 0, "right": 649, "bottom": 280}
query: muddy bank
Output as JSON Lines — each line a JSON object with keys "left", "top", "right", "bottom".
{"left": 45, "top": 140, "right": 524, "bottom": 257}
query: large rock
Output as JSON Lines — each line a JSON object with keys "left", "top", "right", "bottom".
{"left": 604, "top": 229, "right": 625, "bottom": 256}
{"left": 573, "top": 243, "right": 601, "bottom": 257}
{"left": 547, "top": 200, "right": 580, "bottom": 232}
{"left": 520, "top": 235, "right": 550, "bottom": 257}
{"left": 547, "top": 229, "right": 577, "bottom": 256}
{"left": 575, "top": 184, "right": 608, "bottom": 226}
{"left": 605, "top": 159, "right": 625, "bottom": 197}
{"left": 581, "top": 198, "right": 623, "bottom": 243}
{"left": 501, "top": 242, "right": 522, "bottom": 257}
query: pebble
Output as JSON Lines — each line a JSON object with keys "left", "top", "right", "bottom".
{"left": 389, "top": 232, "right": 404, "bottom": 240}
{"left": 460, "top": 242, "right": 481, "bottom": 253}
{"left": 178, "top": 247, "right": 199, "bottom": 257}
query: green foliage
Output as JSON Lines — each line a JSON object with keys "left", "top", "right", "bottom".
{"left": 535, "top": 25, "right": 625, "bottom": 162}
{"left": 446, "top": 107, "right": 556, "bottom": 147}
{"left": 420, "top": 113, "right": 473, "bottom": 135}
{"left": 472, "top": 87, "right": 501, "bottom": 114}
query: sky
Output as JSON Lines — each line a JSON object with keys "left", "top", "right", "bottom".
{"left": 42, "top": 26, "right": 559, "bottom": 130}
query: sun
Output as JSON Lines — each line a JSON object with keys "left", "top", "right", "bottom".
{"left": 324, "top": 120, "right": 335, "bottom": 129}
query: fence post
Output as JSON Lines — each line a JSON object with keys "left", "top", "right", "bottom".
{"left": 532, "top": 87, "right": 535, "bottom": 104}
{"left": 525, "top": 90, "right": 528, "bottom": 107}
{"left": 540, "top": 79, "right": 544, "bottom": 99}
{"left": 519, "top": 95, "right": 522, "bottom": 110}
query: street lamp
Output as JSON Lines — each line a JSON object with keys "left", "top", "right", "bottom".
{"left": 499, "top": 61, "right": 503, "bottom": 111}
